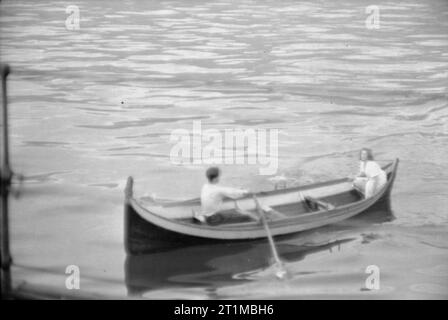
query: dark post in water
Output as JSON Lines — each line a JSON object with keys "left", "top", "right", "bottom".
{"left": 0, "top": 64, "right": 12, "bottom": 297}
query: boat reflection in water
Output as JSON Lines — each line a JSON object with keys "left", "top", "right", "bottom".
{"left": 124, "top": 198, "right": 394, "bottom": 298}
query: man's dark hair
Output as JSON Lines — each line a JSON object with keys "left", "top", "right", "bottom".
{"left": 206, "top": 167, "right": 220, "bottom": 182}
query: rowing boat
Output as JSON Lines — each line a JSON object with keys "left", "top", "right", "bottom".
{"left": 124, "top": 159, "right": 399, "bottom": 255}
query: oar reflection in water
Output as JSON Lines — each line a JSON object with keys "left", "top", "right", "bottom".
{"left": 124, "top": 236, "right": 355, "bottom": 298}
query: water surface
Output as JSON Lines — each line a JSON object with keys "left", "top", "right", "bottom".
{"left": 1, "top": 0, "right": 447, "bottom": 299}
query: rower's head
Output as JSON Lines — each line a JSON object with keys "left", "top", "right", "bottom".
{"left": 206, "top": 167, "right": 221, "bottom": 184}
{"left": 360, "top": 148, "right": 374, "bottom": 161}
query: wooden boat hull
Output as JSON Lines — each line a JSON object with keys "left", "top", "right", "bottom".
{"left": 124, "top": 159, "right": 399, "bottom": 255}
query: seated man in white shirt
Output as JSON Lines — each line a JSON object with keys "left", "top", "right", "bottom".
{"left": 352, "top": 148, "right": 388, "bottom": 199}
{"left": 195, "top": 167, "right": 258, "bottom": 224}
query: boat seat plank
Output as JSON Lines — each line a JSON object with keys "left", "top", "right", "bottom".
{"left": 304, "top": 196, "right": 336, "bottom": 211}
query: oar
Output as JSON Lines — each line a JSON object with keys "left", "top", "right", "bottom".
{"left": 252, "top": 194, "right": 287, "bottom": 279}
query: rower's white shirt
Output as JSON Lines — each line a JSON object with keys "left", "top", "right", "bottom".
{"left": 200, "top": 183, "right": 247, "bottom": 217}
{"left": 359, "top": 161, "right": 386, "bottom": 179}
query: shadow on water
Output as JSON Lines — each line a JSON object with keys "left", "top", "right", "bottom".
{"left": 124, "top": 199, "right": 394, "bottom": 298}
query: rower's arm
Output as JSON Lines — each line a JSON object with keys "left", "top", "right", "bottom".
{"left": 220, "top": 186, "right": 248, "bottom": 199}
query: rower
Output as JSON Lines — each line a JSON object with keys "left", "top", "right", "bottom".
{"left": 194, "top": 167, "right": 258, "bottom": 224}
